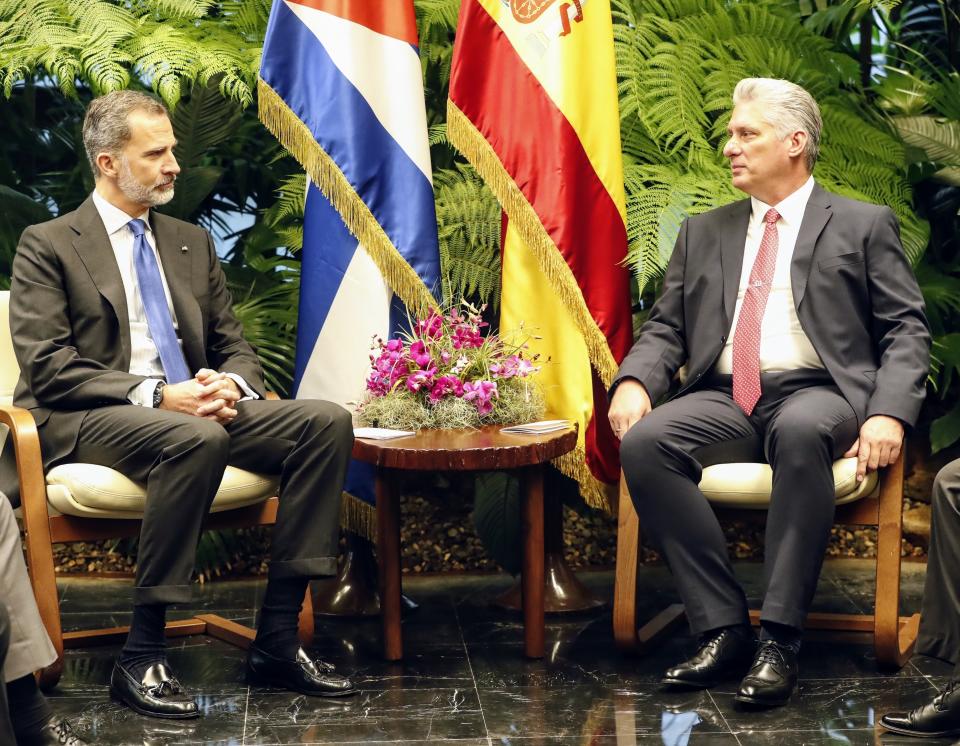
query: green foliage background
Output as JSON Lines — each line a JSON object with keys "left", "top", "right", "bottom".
{"left": 1, "top": 0, "right": 959, "bottom": 447}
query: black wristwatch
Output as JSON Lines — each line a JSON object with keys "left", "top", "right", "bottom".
{"left": 152, "top": 381, "right": 166, "bottom": 408}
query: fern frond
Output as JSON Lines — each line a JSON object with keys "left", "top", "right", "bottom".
{"left": 893, "top": 116, "right": 960, "bottom": 165}
{"left": 433, "top": 165, "right": 502, "bottom": 307}
{"left": 139, "top": 0, "right": 214, "bottom": 20}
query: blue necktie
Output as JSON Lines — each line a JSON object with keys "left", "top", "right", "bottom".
{"left": 128, "top": 218, "right": 191, "bottom": 384}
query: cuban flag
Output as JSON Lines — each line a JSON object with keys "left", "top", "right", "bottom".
{"left": 258, "top": 1, "right": 441, "bottom": 526}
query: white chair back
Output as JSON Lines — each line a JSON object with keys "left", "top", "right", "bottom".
{"left": 0, "top": 291, "right": 17, "bottom": 406}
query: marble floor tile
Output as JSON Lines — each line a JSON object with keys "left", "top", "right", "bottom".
{"left": 42, "top": 559, "right": 944, "bottom": 746}
{"left": 711, "top": 676, "right": 938, "bottom": 734}
{"left": 479, "top": 684, "right": 730, "bottom": 740}
{"left": 242, "top": 687, "right": 487, "bottom": 744}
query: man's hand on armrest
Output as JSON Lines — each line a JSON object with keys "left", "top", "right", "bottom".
{"left": 608, "top": 378, "right": 652, "bottom": 440}
{"left": 842, "top": 414, "right": 904, "bottom": 483}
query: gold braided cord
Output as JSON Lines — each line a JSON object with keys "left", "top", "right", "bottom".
{"left": 552, "top": 446, "right": 617, "bottom": 513}
{"left": 446, "top": 98, "right": 619, "bottom": 388}
{"left": 339, "top": 491, "right": 376, "bottom": 540}
{"left": 258, "top": 78, "right": 438, "bottom": 317}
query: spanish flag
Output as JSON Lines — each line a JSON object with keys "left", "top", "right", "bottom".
{"left": 447, "top": 0, "right": 632, "bottom": 509}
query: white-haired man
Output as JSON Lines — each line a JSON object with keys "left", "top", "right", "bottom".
{"left": 609, "top": 78, "right": 930, "bottom": 707}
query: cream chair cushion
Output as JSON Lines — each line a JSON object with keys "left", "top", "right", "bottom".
{"left": 1, "top": 290, "right": 278, "bottom": 519}
{"left": 700, "top": 456, "right": 878, "bottom": 509}
{"left": 45, "top": 464, "right": 279, "bottom": 519}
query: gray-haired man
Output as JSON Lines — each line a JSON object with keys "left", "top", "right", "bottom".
{"left": 609, "top": 78, "right": 930, "bottom": 706}
{"left": 6, "top": 90, "right": 358, "bottom": 719}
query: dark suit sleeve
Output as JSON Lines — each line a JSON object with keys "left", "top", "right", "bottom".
{"left": 10, "top": 225, "right": 146, "bottom": 409}
{"left": 200, "top": 230, "right": 267, "bottom": 397}
{"left": 864, "top": 207, "right": 930, "bottom": 426}
{"left": 610, "top": 218, "right": 690, "bottom": 403}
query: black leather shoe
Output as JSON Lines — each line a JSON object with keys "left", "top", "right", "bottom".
{"left": 880, "top": 680, "right": 960, "bottom": 738}
{"left": 109, "top": 661, "right": 199, "bottom": 719}
{"left": 246, "top": 644, "right": 358, "bottom": 697}
{"left": 661, "top": 628, "right": 757, "bottom": 688}
{"left": 734, "top": 640, "right": 798, "bottom": 707}
{"left": 20, "top": 715, "right": 88, "bottom": 745}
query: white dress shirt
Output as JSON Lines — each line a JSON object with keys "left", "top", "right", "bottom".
{"left": 714, "top": 176, "right": 825, "bottom": 374}
{"left": 91, "top": 190, "right": 257, "bottom": 406}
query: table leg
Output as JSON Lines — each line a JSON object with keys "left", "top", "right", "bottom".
{"left": 520, "top": 464, "right": 545, "bottom": 658}
{"left": 376, "top": 468, "right": 403, "bottom": 660}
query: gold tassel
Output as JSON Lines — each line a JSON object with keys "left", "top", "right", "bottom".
{"left": 257, "top": 78, "right": 438, "bottom": 317}
{"left": 552, "top": 447, "right": 617, "bottom": 513}
{"left": 339, "top": 491, "right": 376, "bottom": 540}
{"left": 446, "top": 100, "right": 620, "bottom": 389}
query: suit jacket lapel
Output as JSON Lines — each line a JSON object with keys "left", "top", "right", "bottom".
{"left": 152, "top": 213, "right": 203, "bottom": 368}
{"left": 70, "top": 197, "right": 132, "bottom": 360}
{"left": 791, "top": 183, "right": 832, "bottom": 309}
{"left": 720, "top": 199, "right": 752, "bottom": 328}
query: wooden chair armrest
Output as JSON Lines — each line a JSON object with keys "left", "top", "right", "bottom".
{"left": 0, "top": 404, "right": 46, "bottom": 510}
{"left": 0, "top": 404, "right": 62, "bottom": 660}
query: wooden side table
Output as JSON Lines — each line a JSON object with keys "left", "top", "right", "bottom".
{"left": 352, "top": 425, "right": 577, "bottom": 660}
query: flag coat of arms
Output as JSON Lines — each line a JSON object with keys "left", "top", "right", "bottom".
{"left": 258, "top": 0, "right": 441, "bottom": 531}
{"left": 447, "top": 0, "right": 633, "bottom": 508}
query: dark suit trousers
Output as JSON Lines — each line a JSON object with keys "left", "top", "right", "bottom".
{"left": 52, "top": 398, "right": 354, "bottom": 605}
{"left": 917, "top": 459, "right": 960, "bottom": 676}
{"left": 0, "top": 605, "right": 13, "bottom": 746}
{"left": 620, "top": 370, "right": 859, "bottom": 635}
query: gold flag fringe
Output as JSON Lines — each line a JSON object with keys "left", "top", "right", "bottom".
{"left": 552, "top": 446, "right": 618, "bottom": 513}
{"left": 339, "top": 491, "right": 376, "bottom": 540}
{"left": 446, "top": 99, "right": 619, "bottom": 389}
{"left": 258, "top": 78, "right": 438, "bottom": 317}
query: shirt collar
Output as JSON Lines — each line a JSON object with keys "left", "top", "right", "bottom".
{"left": 750, "top": 175, "right": 815, "bottom": 227}
{"left": 91, "top": 189, "right": 151, "bottom": 237}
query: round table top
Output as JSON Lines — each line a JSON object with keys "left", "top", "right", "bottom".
{"left": 351, "top": 424, "right": 578, "bottom": 471}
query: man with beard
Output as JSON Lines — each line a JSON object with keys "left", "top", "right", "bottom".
{"left": 6, "top": 90, "right": 359, "bottom": 719}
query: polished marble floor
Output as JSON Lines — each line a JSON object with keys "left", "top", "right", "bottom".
{"left": 49, "top": 560, "right": 957, "bottom": 745}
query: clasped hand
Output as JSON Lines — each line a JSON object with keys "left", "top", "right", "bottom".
{"left": 158, "top": 368, "right": 242, "bottom": 426}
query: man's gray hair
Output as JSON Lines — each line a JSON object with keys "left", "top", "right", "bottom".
{"left": 82, "top": 90, "right": 169, "bottom": 178}
{"left": 732, "top": 78, "right": 822, "bottom": 171}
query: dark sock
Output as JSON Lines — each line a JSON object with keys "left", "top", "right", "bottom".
{"left": 119, "top": 603, "right": 168, "bottom": 680}
{"left": 699, "top": 623, "right": 754, "bottom": 646}
{"left": 254, "top": 576, "right": 309, "bottom": 659}
{"left": 7, "top": 673, "right": 52, "bottom": 741}
{"left": 759, "top": 621, "right": 802, "bottom": 652}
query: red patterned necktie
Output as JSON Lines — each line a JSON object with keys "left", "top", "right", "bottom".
{"left": 732, "top": 208, "right": 781, "bottom": 416}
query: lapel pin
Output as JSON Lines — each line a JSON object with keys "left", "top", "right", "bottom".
{"left": 181, "top": 246, "right": 189, "bottom": 253}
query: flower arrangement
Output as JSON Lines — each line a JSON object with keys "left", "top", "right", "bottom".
{"left": 357, "top": 302, "right": 545, "bottom": 430}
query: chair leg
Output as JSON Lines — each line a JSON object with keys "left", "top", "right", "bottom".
{"left": 873, "top": 449, "right": 918, "bottom": 669}
{"left": 613, "top": 474, "right": 641, "bottom": 651}
{"left": 298, "top": 584, "right": 315, "bottom": 645}
{"left": 11, "top": 415, "right": 64, "bottom": 689}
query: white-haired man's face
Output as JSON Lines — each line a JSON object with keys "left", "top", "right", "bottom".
{"left": 723, "top": 100, "right": 806, "bottom": 202}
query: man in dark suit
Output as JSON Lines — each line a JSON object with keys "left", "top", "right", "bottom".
{"left": 0, "top": 493, "right": 86, "bottom": 744}
{"left": 609, "top": 78, "right": 930, "bottom": 707}
{"left": 880, "top": 459, "right": 960, "bottom": 737}
{"left": 8, "top": 90, "right": 358, "bottom": 719}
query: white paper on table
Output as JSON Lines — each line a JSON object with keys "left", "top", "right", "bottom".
{"left": 353, "top": 427, "right": 416, "bottom": 440}
{"left": 500, "top": 419, "right": 572, "bottom": 435}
